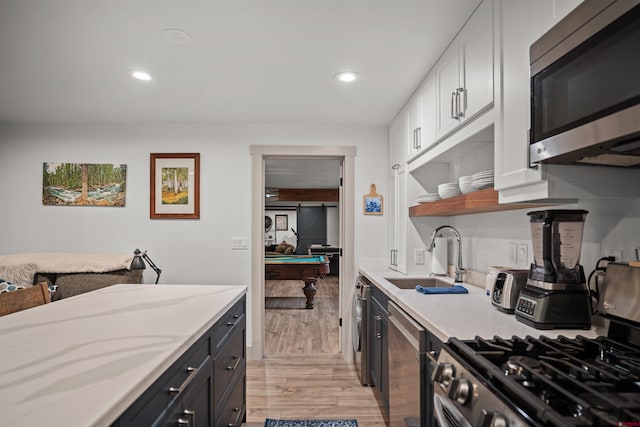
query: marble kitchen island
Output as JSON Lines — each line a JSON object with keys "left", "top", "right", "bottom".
{"left": 0, "top": 283, "right": 246, "bottom": 427}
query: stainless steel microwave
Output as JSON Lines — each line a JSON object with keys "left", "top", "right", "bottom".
{"left": 529, "top": 0, "right": 640, "bottom": 167}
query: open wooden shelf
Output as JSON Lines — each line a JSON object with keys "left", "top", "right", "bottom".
{"left": 409, "top": 188, "right": 551, "bottom": 217}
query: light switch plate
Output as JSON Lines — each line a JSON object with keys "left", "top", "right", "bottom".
{"left": 232, "top": 237, "right": 248, "bottom": 250}
{"left": 415, "top": 248, "right": 425, "bottom": 265}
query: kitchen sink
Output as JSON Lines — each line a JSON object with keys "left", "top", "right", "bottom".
{"left": 383, "top": 277, "right": 453, "bottom": 289}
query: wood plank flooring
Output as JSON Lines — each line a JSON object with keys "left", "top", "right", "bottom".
{"left": 245, "top": 355, "right": 386, "bottom": 427}
{"left": 247, "top": 276, "right": 385, "bottom": 426}
{"left": 264, "top": 276, "right": 339, "bottom": 356}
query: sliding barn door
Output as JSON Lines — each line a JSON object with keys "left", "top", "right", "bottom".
{"left": 295, "top": 206, "right": 327, "bottom": 255}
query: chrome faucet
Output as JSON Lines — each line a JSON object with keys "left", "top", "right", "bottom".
{"left": 427, "top": 225, "right": 465, "bottom": 283}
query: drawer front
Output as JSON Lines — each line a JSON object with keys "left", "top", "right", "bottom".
{"left": 213, "top": 297, "right": 246, "bottom": 353}
{"left": 213, "top": 324, "right": 245, "bottom": 409}
{"left": 214, "top": 374, "right": 245, "bottom": 427}
{"left": 118, "top": 335, "right": 211, "bottom": 427}
{"left": 371, "top": 286, "right": 388, "bottom": 312}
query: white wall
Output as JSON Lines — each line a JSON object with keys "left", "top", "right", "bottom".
{"left": 408, "top": 198, "right": 640, "bottom": 278}
{"left": 0, "top": 122, "right": 389, "bottom": 342}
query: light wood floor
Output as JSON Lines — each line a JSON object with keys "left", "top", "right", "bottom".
{"left": 245, "top": 355, "right": 386, "bottom": 427}
{"left": 264, "top": 276, "right": 339, "bottom": 356}
{"left": 247, "top": 277, "right": 385, "bottom": 426}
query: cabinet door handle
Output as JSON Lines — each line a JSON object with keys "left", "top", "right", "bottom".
{"left": 228, "top": 407, "right": 243, "bottom": 427}
{"left": 454, "top": 90, "right": 461, "bottom": 120}
{"left": 168, "top": 366, "right": 198, "bottom": 395}
{"left": 416, "top": 127, "right": 421, "bottom": 150}
{"left": 183, "top": 409, "right": 195, "bottom": 425}
{"left": 375, "top": 315, "right": 382, "bottom": 339}
{"left": 457, "top": 87, "right": 466, "bottom": 118}
{"left": 450, "top": 91, "right": 457, "bottom": 119}
{"left": 226, "top": 355, "right": 242, "bottom": 371}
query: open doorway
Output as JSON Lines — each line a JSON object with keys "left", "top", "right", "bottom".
{"left": 263, "top": 159, "right": 341, "bottom": 356}
{"left": 250, "top": 145, "right": 356, "bottom": 362}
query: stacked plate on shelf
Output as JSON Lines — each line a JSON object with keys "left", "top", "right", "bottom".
{"left": 438, "top": 182, "right": 462, "bottom": 199}
{"left": 471, "top": 170, "right": 494, "bottom": 190}
{"left": 458, "top": 175, "right": 474, "bottom": 194}
{"left": 416, "top": 192, "right": 440, "bottom": 203}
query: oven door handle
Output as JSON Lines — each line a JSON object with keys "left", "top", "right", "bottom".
{"left": 433, "top": 386, "right": 472, "bottom": 427}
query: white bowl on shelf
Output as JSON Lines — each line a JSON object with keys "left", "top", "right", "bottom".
{"left": 458, "top": 176, "right": 473, "bottom": 193}
{"left": 438, "top": 182, "right": 462, "bottom": 199}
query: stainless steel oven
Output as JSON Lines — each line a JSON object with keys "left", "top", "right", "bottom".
{"left": 529, "top": 0, "right": 640, "bottom": 167}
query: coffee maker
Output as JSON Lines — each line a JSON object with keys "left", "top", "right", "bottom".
{"left": 515, "top": 209, "right": 592, "bottom": 330}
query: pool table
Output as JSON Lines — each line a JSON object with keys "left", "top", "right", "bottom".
{"left": 264, "top": 255, "right": 330, "bottom": 309}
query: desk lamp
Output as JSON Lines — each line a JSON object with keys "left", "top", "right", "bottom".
{"left": 130, "top": 249, "right": 162, "bottom": 284}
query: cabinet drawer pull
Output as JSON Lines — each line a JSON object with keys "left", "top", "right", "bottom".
{"left": 168, "top": 367, "right": 198, "bottom": 395}
{"left": 457, "top": 87, "right": 465, "bottom": 118}
{"left": 177, "top": 418, "right": 190, "bottom": 426}
{"left": 450, "top": 91, "right": 456, "bottom": 119}
{"left": 228, "top": 407, "right": 243, "bottom": 427}
{"left": 233, "top": 314, "right": 240, "bottom": 319}
{"left": 226, "top": 321, "right": 235, "bottom": 326}
{"left": 226, "top": 355, "right": 242, "bottom": 371}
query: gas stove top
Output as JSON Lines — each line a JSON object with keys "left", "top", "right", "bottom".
{"left": 446, "top": 334, "right": 640, "bottom": 426}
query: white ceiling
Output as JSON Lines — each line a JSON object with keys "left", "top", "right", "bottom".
{"left": 0, "top": 0, "right": 481, "bottom": 126}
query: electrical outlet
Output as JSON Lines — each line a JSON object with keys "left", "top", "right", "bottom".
{"left": 607, "top": 249, "right": 623, "bottom": 261}
{"left": 415, "top": 248, "right": 425, "bottom": 265}
{"left": 517, "top": 243, "right": 528, "bottom": 266}
{"left": 509, "top": 242, "right": 517, "bottom": 265}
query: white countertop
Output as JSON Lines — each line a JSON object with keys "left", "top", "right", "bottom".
{"left": 0, "top": 283, "right": 246, "bottom": 427}
{"left": 359, "top": 261, "right": 607, "bottom": 343}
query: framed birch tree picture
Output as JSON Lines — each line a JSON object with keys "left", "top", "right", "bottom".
{"left": 150, "top": 153, "right": 200, "bottom": 219}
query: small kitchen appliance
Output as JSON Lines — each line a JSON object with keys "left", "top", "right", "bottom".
{"left": 515, "top": 209, "right": 592, "bottom": 329}
{"left": 490, "top": 269, "right": 529, "bottom": 313}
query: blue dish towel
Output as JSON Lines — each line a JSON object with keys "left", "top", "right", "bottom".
{"left": 415, "top": 284, "right": 468, "bottom": 294}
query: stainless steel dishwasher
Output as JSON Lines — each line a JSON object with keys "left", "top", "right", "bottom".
{"left": 388, "top": 300, "right": 425, "bottom": 427}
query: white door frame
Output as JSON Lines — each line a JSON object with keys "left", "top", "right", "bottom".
{"left": 250, "top": 145, "right": 356, "bottom": 360}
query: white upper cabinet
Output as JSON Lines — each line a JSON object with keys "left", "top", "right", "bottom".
{"left": 493, "top": 0, "right": 544, "bottom": 194}
{"left": 459, "top": 0, "right": 494, "bottom": 121}
{"left": 389, "top": 109, "right": 409, "bottom": 168}
{"left": 436, "top": 0, "right": 494, "bottom": 140}
{"left": 408, "top": 74, "right": 437, "bottom": 158}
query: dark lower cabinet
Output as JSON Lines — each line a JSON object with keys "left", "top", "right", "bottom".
{"left": 423, "top": 330, "right": 442, "bottom": 427}
{"left": 368, "top": 285, "right": 389, "bottom": 423}
{"left": 113, "top": 296, "right": 246, "bottom": 427}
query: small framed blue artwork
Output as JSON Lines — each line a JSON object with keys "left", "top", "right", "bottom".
{"left": 363, "top": 183, "right": 383, "bottom": 215}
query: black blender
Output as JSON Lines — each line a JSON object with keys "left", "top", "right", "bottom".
{"left": 515, "top": 209, "right": 592, "bottom": 329}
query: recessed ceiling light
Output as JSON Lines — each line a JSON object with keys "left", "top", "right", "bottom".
{"left": 163, "top": 28, "right": 192, "bottom": 45}
{"left": 334, "top": 71, "right": 360, "bottom": 83}
{"left": 130, "top": 70, "right": 152, "bottom": 81}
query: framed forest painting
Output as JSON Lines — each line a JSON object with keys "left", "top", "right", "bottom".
{"left": 42, "top": 163, "right": 127, "bottom": 206}
{"left": 150, "top": 153, "right": 200, "bottom": 219}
